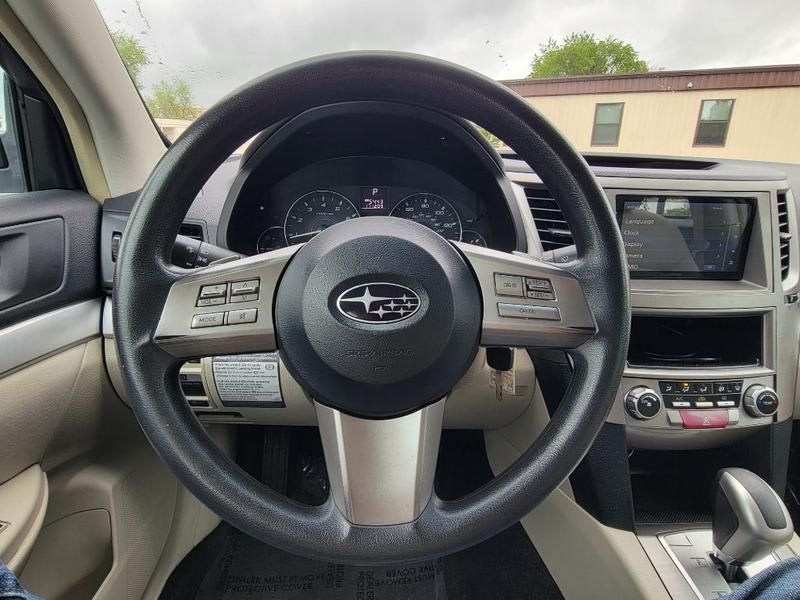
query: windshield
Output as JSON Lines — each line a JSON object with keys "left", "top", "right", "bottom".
{"left": 96, "top": 0, "right": 800, "bottom": 163}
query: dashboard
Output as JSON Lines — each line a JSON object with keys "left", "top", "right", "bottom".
{"left": 100, "top": 101, "right": 800, "bottom": 451}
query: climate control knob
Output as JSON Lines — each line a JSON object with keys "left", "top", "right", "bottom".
{"left": 743, "top": 385, "right": 780, "bottom": 418}
{"left": 625, "top": 386, "right": 662, "bottom": 420}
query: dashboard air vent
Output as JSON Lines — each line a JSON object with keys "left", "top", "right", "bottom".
{"left": 179, "top": 222, "right": 205, "bottom": 242}
{"left": 525, "top": 187, "right": 574, "bottom": 251}
{"left": 777, "top": 191, "right": 791, "bottom": 280}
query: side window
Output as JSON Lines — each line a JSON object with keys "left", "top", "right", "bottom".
{"left": 0, "top": 38, "right": 82, "bottom": 195}
{"left": 694, "top": 99, "right": 734, "bottom": 146}
{"left": 0, "top": 67, "right": 26, "bottom": 193}
{"left": 591, "top": 102, "right": 624, "bottom": 146}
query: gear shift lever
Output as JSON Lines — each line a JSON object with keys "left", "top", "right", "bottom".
{"left": 711, "top": 468, "right": 794, "bottom": 581}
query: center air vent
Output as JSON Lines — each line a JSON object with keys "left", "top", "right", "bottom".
{"left": 777, "top": 191, "right": 791, "bottom": 280}
{"left": 524, "top": 187, "right": 574, "bottom": 251}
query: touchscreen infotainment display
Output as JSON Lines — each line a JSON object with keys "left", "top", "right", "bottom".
{"left": 617, "top": 195, "right": 755, "bottom": 279}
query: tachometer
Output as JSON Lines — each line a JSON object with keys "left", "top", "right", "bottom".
{"left": 284, "top": 190, "right": 360, "bottom": 245}
{"left": 389, "top": 193, "right": 462, "bottom": 241}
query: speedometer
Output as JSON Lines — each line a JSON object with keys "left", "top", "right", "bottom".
{"left": 389, "top": 193, "right": 462, "bottom": 241}
{"left": 284, "top": 190, "right": 360, "bottom": 245}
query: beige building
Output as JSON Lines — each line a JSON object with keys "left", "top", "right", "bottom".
{"left": 501, "top": 65, "right": 800, "bottom": 164}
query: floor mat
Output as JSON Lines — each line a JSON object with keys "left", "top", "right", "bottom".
{"left": 161, "top": 430, "right": 563, "bottom": 599}
{"left": 161, "top": 521, "right": 562, "bottom": 600}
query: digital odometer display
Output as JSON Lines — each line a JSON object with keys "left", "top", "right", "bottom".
{"left": 359, "top": 186, "right": 388, "bottom": 212}
{"left": 617, "top": 195, "right": 755, "bottom": 280}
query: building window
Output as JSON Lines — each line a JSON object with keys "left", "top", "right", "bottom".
{"left": 591, "top": 103, "right": 624, "bottom": 146}
{"left": 694, "top": 99, "right": 734, "bottom": 146}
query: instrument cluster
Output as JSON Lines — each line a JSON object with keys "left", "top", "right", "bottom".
{"left": 232, "top": 156, "right": 499, "bottom": 255}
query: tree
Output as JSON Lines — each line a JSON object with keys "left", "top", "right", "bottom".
{"left": 146, "top": 79, "right": 197, "bottom": 120}
{"left": 530, "top": 32, "right": 649, "bottom": 78}
{"left": 110, "top": 30, "right": 150, "bottom": 87}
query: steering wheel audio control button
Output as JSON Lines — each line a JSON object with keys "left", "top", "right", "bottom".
{"left": 230, "top": 293, "right": 258, "bottom": 303}
{"left": 199, "top": 283, "right": 227, "bottom": 298}
{"left": 191, "top": 312, "right": 225, "bottom": 328}
{"left": 494, "top": 274, "right": 524, "bottom": 297}
{"left": 231, "top": 279, "right": 260, "bottom": 295}
{"left": 497, "top": 303, "right": 560, "bottom": 321}
{"left": 227, "top": 308, "right": 257, "bottom": 325}
{"left": 196, "top": 296, "right": 225, "bottom": 307}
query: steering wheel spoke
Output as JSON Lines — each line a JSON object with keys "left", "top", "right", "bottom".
{"left": 456, "top": 243, "right": 597, "bottom": 349}
{"left": 153, "top": 245, "right": 300, "bottom": 358}
{"left": 315, "top": 399, "right": 445, "bottom": 526}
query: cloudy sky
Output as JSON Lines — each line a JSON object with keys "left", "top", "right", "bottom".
{"left": 96, "top": 0, "right": 800, "bottom": 108}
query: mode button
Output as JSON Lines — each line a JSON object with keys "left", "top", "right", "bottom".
{"left": 191, "top": 312, "right": 225, "bottom": 328}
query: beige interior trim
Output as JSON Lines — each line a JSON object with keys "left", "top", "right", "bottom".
{"left": 484, "top": 386, "right": 668, "bottom": 600}
{"left": 141, "top": 425, "right": 236, "bottom": 600}
{"left": 0, "top": 465, "right": 48, "bottom": 573}
{"left": 0, "top": 1, "right": 109, "bottom": 200}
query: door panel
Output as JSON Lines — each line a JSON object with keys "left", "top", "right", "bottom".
{"left": 0, "top": 190, "right": 99, "bottom": 328}
{"left": 0, "top": 465, "right": 47, "bottom": 572}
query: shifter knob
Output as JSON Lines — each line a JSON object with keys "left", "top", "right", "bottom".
{"left": 712, "top": 468, "right": 793, "bottom": 570}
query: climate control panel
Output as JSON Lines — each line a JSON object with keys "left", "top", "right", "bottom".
{"left": 658, "top": 379, "right": 743, "bottom": 409}
{"left": 619, "top": 375, "right": 779, "bottom": 447}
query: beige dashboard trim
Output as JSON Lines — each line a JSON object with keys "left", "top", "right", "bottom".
{"left": 0, "top": 299, "right": 101, "bottom": 377}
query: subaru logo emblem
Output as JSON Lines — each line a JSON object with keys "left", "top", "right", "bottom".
{"left": 336, "top": 283, "right": 421, "bottom": 323}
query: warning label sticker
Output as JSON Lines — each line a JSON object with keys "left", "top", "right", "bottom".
{"left": 212, "top": 353, "right": 283, "bottom": 407}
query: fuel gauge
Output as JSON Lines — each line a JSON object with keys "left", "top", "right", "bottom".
{"left": 461, "top": 230, "right": 487, "bottom": 247}
{"left": 256, "top": 226, "right": 287, "bottom": 253}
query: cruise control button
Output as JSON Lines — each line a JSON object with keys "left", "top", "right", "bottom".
{"left": 199, "top": 283, "right": 227, "bottom": 299}
{"left": 494, "top": 274, "right": 524, "bottom": 297}
{"left": 525, "top": 277, "right": 552, "bottom": 291}
{"left": 526, "top": 289, "right": 555, "bottom": 301}
{"left": 227, "top": 308, "right": 257, "bottom": 325}
{"left": 191, "top": 312, "right": 225, "bottom": 328}
{"left": 497, "top": 303, "right": 560, "bottom": 321}
{"left": 231, "top": 279, "right": 260, "bottom": 295}
{"left": 679, "top": 409, "right": 729, "bottom": 429}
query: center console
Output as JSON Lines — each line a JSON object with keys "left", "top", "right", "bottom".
{"left": 603, "top": 184, "right": 799, "bottom": 598}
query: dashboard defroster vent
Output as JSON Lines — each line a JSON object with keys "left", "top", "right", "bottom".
{"left": 524, "top": 187, "right": 574, "bottom": 251}
{"left": 777, "top": 191, "right": 791, "bottom": 280}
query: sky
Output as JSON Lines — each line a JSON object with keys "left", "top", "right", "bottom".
{"left": 95, "top": 0, "right": 800, "bottom": 109}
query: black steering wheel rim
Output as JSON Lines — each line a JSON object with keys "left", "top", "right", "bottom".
{"left": 113, "top": 51, "right": 630, "bottom": 564}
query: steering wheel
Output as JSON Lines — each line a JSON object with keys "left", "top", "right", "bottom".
{"left": 113, "top": 52, "right": 629, "bottom": 564}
